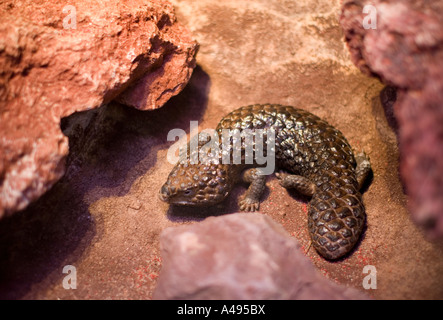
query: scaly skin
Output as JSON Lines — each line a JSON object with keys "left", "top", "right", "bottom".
{"left": 159, "top": 104, "right": 371, "bottom": 260}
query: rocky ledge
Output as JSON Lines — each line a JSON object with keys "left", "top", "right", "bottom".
{"left": 340, "top": 0, "right": 443, "bottom": 238}
{"left": 0, "top": 0, "right": 198, "bottom": 218}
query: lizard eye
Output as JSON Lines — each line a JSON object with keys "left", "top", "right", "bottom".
{"left": 184, "top": 189, "right": 193, "bottom": 196}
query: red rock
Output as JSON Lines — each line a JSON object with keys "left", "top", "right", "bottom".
{"left": 0, "top": 0, "right": 198, "bottom": 218}
{"left": 153, "top": 213, "right": 370, "bottom": 300}
{"left": 340, "top": 0, "right": 443, "bottom": 238}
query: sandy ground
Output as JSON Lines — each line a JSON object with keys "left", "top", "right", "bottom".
{"left": 1, "top": 0, "right": 442, "bottom": 299}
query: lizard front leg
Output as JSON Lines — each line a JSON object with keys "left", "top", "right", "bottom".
{"left": 238, "top": 168, "right": 267, "bottom": 212}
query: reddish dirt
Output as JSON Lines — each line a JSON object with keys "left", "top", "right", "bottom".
{"left": 1, "top": 0, "right": 442, "bottom": 300}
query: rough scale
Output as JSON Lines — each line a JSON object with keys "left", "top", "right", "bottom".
{"left": 160, "top": 104, "right": 371, "bottom": 260}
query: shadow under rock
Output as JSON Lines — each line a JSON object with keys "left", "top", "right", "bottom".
{"left": 379, "top": 85, "right": 399, "bottom": 134}
{"left": 0, "top": 179, "right": 94, "bottom": 299}
{"left": 0, "top": 65, "right": 211, "bottom": 299}
{"left": 61, "top": 65, "right": 211, "bottom": 201}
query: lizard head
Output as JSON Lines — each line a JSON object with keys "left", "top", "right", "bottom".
{"left": 159, "top": 160, "right": 232, "bottom": 207}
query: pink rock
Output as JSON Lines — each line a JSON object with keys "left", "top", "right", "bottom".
{"left": 0, "top": 0, "right": 198, "bottom": 218}
{"left": 153, "top": 213, "right": 370, "bottom": 300}
{"left": 340, "top": 0, "right": 443, "bottom": 238}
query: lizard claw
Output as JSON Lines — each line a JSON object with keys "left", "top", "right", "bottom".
{"left": 239, "top": 197, "right": 260, "bottom": 212}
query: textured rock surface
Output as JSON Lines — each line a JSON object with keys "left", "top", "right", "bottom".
{"left": 340, "top": 0, "right": 443, "bottom": 238}
{"left": 154, "top": 213, "right": 370, "bottom": 300}
{"left": 0, "top": 0, "right": 198, "bottom": 218}
{"left": 1, "top": 0, "right": 443, "bottom": 300}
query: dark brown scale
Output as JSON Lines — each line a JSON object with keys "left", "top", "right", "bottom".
{"left": 216, "top": 104, "right": 367, "bottom": 260}
{"left": 160, "top": 104, "right": 370, "bottom": 260}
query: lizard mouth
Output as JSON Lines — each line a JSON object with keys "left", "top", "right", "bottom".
{"left": 170, "top": 200, "right": 194, "bottom": 206}
{"left": 159, "top": 191, "right": 196, "bottom": 206}
{"left": 158, "top": 192, "right": 169, "bottom": 202}
{"left": 168, "top": 197, "right": 201, "bottom": 206}
{"left": 159, "top": 186, "right": 201, "bottom": 206}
